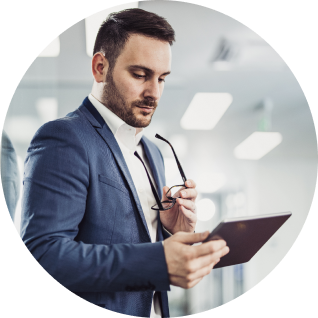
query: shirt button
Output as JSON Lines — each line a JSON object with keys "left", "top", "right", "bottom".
{"left": 138, "top": 188, "right": 143, "bottom": 193}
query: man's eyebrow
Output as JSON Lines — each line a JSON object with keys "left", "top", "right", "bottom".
{"left": 128, "top": 65, "right": 171, "bottom": 76}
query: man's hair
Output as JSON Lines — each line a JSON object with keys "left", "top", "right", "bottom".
{"left": 93, "top": 8, "right": 175, "bottom": 68}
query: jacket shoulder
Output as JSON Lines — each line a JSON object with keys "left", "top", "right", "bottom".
{"left": 30, "top": 109, "right": 89, "bottom": 145}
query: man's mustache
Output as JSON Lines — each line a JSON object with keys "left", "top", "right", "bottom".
{"left": 132, "top": 99, "right": 158, "bottom": 108}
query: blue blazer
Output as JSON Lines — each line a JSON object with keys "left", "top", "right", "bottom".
{"left": 21, "top": 97, "right": 171, "bottom": 317}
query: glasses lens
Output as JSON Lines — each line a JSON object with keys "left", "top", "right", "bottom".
{"left": 166, "top": 185, "right": 186, "bottom": 200}
{"left": 151, "top": 200, "right": 175, "bottom": 210}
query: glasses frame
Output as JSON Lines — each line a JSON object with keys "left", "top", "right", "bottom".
{"left": 134, "top": 150, "right": 175, "bottom": 211}
{"left": 150, "top": 134, "right": 188, "bottom": 211}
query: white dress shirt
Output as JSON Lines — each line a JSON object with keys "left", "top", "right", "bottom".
{"left": 88, "top": 94, "right": 162, "bottom": 318}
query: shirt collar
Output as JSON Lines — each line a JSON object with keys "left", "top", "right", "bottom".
{"left": 88, "top": 94, "right": 144, "bottom": 150}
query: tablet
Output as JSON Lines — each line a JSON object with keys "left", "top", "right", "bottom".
{"left": 203, "top": 211, "right": 292, "bottom": 269}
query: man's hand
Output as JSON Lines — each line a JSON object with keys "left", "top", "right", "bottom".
{"left": 160, "top": 179, "right": 197, "bottom": 234}
{"left": 163, "top": 231, "right": 229, "bottom": 289}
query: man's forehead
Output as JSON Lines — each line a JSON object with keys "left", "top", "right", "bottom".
{"left": 117, "top": 34, "right": 171, "bottom": 74}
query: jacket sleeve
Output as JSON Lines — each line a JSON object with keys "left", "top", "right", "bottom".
{"left": 21, "top": 119, "right": 170, "bottom": 293}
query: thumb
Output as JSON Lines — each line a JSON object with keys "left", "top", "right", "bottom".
{"left": 161, "top": 186, "right": 170, "bottom": 201}
{"left": 175, "top": 231, "right": 210, "bottom": 244}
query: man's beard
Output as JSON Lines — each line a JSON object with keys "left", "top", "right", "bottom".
{"left": 101, "top": 70, "right": 158, "bottom": 128}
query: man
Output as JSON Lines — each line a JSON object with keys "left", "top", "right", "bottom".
{"left": 21, "top": 9, "right": 229, "bottom": 317}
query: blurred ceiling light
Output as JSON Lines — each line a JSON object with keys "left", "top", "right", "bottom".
{"left": 38, "top": 37, "right": 60, "bottom": 57}
{"left": 196, "top": 172, "right": 226, "bottom": 193}
{"left": 197, "top": 198, "right": 216, "bottom": 221}
{"left": 180, "top": 93, "right": 233, "bottom": 130}
{"left": 85, "top": 2, "right": 139, "bottom": 57}
{"left": 36, "top": 98, "right": 58, "bottom": 124}
{"left": 234, "top": 132, "right": 282, "bottom": 160}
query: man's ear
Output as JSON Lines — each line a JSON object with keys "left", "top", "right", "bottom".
{"left": 92, "top": 52, "right": 109, "bottom": 83}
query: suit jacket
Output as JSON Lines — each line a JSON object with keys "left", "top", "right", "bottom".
{"left": 21, "top": 97, "right": 171, "bottom": 317}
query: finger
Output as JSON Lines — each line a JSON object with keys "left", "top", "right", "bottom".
{"left": 185, "top": 277, "right": 203, "bottom": 289}
{"left": 174, "top": 231, "right": 209, "bottom": 244}
{"left": 180, "top": 188, "right": 197, "bottom": 200}
{"left": 171, "top": 247, "right": 225, "bottom": 278}
{"left": 169, "top": 275, "right": 202, "bottom": 289}
{"left": 177, "top": 198, "right": 196, "bottom": 213}
{"left": 190, "top": 245, "right": 229, "bottom": 270}
{"left": 184, "top": 262, "right": 215, "bottom": 282}
{"left": 185, "top": 179, "right": 196, "bottom": 188}
{"left": 175, "top": 262, "right": 215, "bottom": 280}
{"left": 169, "top": 274, "right": 204, "bottom": 288}
{"left": 185, "top": 246, "right": 228, "bottom": 279}
{"left": 192, "top": 239, "right": 227, "bottom": 258}
{"left": 171, "top": 188, "right": 184, "bottom": 199}
{"left": 179, "top": 206, "right": 197, "bottom": 223}
{"left": 221, "top": 245, "right": 230, "bottom": 257}
{"left": 161, "top": 186, "right": 170, "bottom": 200}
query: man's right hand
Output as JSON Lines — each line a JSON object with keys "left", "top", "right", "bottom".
{"left": 163, "top": 231, "right": 229, "bottom": 289}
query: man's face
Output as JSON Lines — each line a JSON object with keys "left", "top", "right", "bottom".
{"left": 102, "top": 34, "right": 171, "bottom": 128}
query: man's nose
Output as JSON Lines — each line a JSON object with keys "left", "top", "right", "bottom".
{"left": 144, "top": 79, "right": 161, "bottom": 102}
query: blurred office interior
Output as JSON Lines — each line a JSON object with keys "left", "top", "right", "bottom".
{"left": 2, "top": 1, "right": 317, "bottom": 316}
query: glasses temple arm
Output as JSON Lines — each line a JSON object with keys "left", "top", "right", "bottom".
{"left": 134, "top": 151, "right": 164, "bottom": 210}
{"left": 155, "top": 134, "right": 187, "bottom": 183}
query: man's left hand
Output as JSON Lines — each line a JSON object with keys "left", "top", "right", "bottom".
{"left": 160, "top": 179, "right": 197, "bottom": 234}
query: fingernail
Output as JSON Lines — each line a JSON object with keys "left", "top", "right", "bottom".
{"left": 201, "top": 231, "right": 208, "bottom": 238}
{"left": 181, "top": 191, "right": 186, "bottom": 197}
{"left": 187, "top": 181, "right": 191, "bottom": 186}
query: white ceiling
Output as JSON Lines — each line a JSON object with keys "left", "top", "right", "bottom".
{"left": 138, "top": 1, "right": 316, "bottom": 162}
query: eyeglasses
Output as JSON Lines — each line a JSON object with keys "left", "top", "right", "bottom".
{"left": 134, "top": 134, "right": 187, "bottom": 211}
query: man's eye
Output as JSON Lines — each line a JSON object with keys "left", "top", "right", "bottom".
{"left": 133, "top": 73, "right": 165, "bottom": 82}
{"left": 133, "top": 73, "right": 145, "bottom": 79}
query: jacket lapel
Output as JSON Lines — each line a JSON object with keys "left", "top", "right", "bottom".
{"left": 79, "top": 97, "right": 151, "bottom": 241}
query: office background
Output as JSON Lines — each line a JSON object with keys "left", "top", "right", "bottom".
{"left": 2, "top": 1, "right": 317, "bottom": 316}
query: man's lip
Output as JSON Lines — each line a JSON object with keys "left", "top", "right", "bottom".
{"left": 136, "top": 106, "right": 155, "bottom": 112}
{"left": 136, "top": 106, "right": 154, "bottom": 109}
